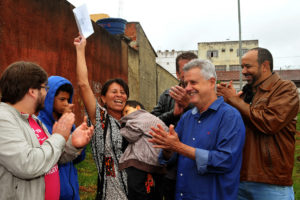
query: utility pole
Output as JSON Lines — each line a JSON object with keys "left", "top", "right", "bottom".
{"left": 238, "top": 0, "right": 243, "bottom": 90}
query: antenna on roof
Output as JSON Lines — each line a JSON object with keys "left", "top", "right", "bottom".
{"left": 118, "top": 0, "right": 123, "bottom": 18}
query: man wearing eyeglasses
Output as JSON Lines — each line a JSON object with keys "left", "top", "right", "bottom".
{"left": 0, "top": 61, "right": 94, "bottom": 200}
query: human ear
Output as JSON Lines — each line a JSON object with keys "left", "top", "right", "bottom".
{"left": 262, "top": 61, "right": 270, "bottom": 72}
{"left": 28, "top": 88, "right": 37, "bottom": 98}
{"left": 210, "top": 77, "right": 216, "bottom": 87}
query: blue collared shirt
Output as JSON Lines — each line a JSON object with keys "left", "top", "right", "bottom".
{"left": 160, "top": 97, "right": 245, "bottom": 200}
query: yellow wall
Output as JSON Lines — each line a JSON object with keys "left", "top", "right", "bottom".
{"left": 198, "top": 40, "right": 258, "bottom": 70}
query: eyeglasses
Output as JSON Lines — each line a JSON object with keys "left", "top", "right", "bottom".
{"left": 41, "top": 85, "right": 50, "bottom": 92}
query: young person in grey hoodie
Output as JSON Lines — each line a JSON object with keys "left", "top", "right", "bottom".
{"left": 119, "top": 100, "right": 168, "bottom": 200}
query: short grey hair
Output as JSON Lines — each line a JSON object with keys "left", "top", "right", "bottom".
{"left": 183, "top": 59, "right": 217, "bottom": 80}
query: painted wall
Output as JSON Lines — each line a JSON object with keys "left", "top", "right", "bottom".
{"left": 0, "top": 0, "right": 128, "bottom": 125}
{"left": 198, "top": 40, "right": 258, "bottom": 70}
{"left": 0, "top": 0, "right": 178, "bottom": 120}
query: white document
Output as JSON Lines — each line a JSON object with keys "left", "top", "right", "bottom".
{"left": 73, "top": 4, "right": 94, "bottom": 38}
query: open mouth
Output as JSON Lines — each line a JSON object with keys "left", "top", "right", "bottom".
{"left": 188, "top": 91, "right": 198, "bottom": 96}
{"left": 114, "top": 99, "right": 124, "bottom": 105}
{"left": 244, "top": 74, "right": 252, "bottom": 81}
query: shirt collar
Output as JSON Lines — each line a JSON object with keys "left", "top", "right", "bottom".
{"left": 192, "top": 96, "right": 224, "bottom": 115}
{"left": 254, "top": 72, "right": 279, "bottom": 91}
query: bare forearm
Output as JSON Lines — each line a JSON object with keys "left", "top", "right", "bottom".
{"left": 173, "top": 142, "right": 196, "bottom": 160}
{"left": 75, "top": 48, "right": 96, "bottom": 125}
{"left": 76, "top": 49, "right": 89, "bottom": 88}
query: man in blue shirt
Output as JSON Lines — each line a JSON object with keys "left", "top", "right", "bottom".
{"left": 149, "top": 59, "right": 245, "bottom": 200}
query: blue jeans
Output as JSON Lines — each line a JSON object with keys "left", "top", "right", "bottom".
{"left": 238, "top": 181, "right": 294, "bottom": 200}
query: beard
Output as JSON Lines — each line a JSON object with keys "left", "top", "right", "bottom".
{"left": 35, "top": 90, "right": 45, "bottom": 113}
{"left": 244, "top": 65, "right": 262, "bottom": 86}
{"left": 242, "top": 65, "right": 263, "bottom": 103}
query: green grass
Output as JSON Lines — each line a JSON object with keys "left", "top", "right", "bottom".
{"left": 293, "top": 113, "right": 300, "bottom": 200}
{"left": 75, "top": 144, "right": 97, "bottom": 200}
{"left": 76, "top": 114, "right": 300, "bottom": 200}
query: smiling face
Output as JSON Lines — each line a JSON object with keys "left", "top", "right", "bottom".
{"left": 184, "top": 67, "right": 216, "bottom": 112}
{"left": 101, "top": 82, "right": 128, "bottom": 115}
{"left": 241, "top": 50, "right": 263, "bottom": 85}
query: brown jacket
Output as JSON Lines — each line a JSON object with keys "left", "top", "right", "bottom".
{"left": 226, "top": 73, "right": 299, "bottom": 186}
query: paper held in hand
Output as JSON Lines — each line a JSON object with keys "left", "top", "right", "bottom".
{"left": 73, "top": 4, "right": 94, "bottom": 38}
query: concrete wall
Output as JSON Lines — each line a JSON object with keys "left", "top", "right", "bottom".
{"left": 156, "top": 64, "right": 179, "bottom": 101}
{"left": 127, "top": 47, "right": 178, "bottom": 111}
{"left": 125, "top": 23, "right": 178, "bottom": 111}
{"left": 127, "top": 46, "right": 140, "bottom": 102}
{"left": 135, "top": 23, "right": 157, "bottom": 111}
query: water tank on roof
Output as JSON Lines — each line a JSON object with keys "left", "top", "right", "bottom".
{"left": 96, "top": 18, "right": 127, "bottom": 35}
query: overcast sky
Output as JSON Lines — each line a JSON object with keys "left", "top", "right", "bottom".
{"left": 68, "top": 0, "right": 300, "bottom": 69}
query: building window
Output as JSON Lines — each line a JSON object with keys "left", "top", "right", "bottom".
{"left": 215, "top": 65, "right": 226, "bottom": 71}
{"left": 230, "top": 48, "right": 233, "bottom": 52}
{"left": 207, "top": 50, "right": 218, "bottom": 58}
{"left": 237, "top": 49, "right": 248, "bottom": 56}
{"left": 230, "top": 65, "right": 241, "bottom": 71}
{"left": 222, "top": 48, "right": 225, "bottom": 52}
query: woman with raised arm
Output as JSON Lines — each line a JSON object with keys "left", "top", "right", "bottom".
{"left": 74, "top": 35, "right": 129, "bottom": 200}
